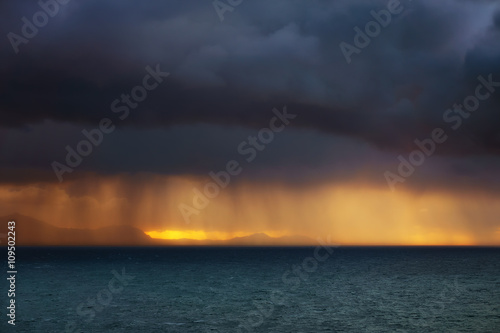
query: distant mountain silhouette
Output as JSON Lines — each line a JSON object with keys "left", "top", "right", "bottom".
{"left": 0, "top": 213, "right": 315, "bottom": 246}
{"left": 1, "top": 213, "right": 152, "bottom": 246}
{"left": 224, "top": 233, "right": 314, "bottom": 246}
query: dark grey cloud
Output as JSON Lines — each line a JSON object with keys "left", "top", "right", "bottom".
{"left": 1, "top": 121, "right": 500, "bottom": 195}
{"left": 1, "top": 0, "right": 500, "bottom": 188}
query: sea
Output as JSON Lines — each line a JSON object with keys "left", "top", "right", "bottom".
{"left": 1, "top": 246, "right": 499, "bottom": 332}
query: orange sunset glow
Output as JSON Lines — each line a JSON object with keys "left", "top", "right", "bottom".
{"left": 2, "top": 173, "right": 499, "bottom": 246}
{"left": 145, "top": 230, "right": 290, "bottom": 241}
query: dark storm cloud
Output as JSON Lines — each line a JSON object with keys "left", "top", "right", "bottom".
{"left": 1, "top": 0, "right": 500, "bottom": 188}
{"left": 1, "top": 121, "right": 500, "bottom": 195}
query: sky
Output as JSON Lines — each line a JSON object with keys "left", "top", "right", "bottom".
{"left": 1, "top": 0, "right": 500, "bottom": 245}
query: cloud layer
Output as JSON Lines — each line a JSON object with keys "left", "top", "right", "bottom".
{"left": 1, "top": 0, "right": 500, "bottom": 190}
